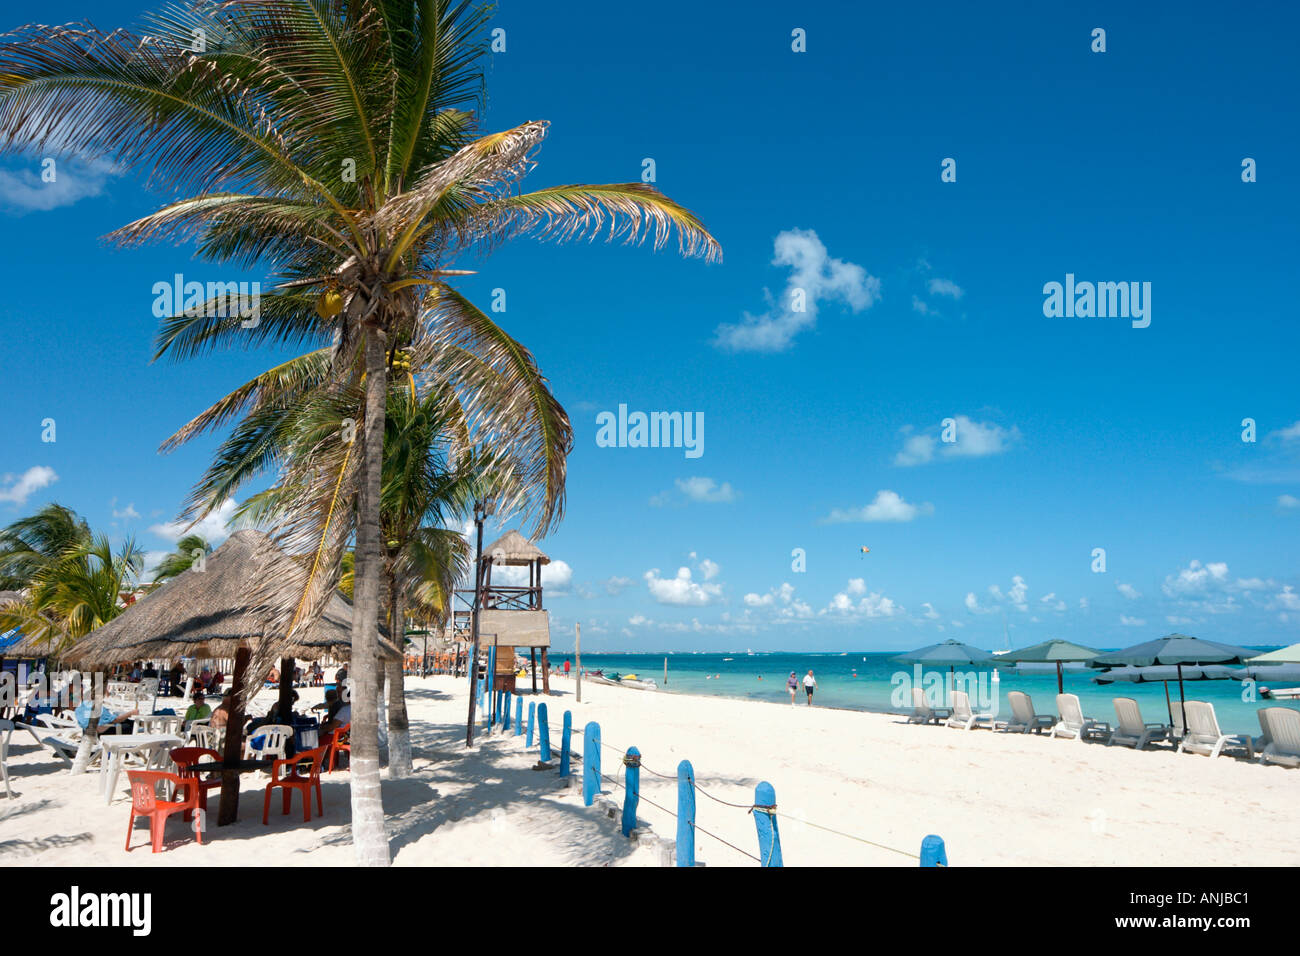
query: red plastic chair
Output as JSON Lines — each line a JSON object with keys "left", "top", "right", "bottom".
{"left": 125, "top": 770, "right": 201, "bottom": 853}
{"left": 263, "top": 746, "right": 326, "bottom": 825}
{"left": 169, "top": 747, "right": 222, "bottom": 820}
{"left": 325, "top": 722, "right": 351, "bottom": 772}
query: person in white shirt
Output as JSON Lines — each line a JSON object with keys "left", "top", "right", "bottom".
{"left": 802, "top": 670, "right": 817, "bottom": 706}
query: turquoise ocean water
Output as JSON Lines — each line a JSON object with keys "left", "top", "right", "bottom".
{"left": 562, "top": 651, "right": 1300, "bottom": 738}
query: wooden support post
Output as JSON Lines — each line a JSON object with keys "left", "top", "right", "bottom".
{"left": 582, "top": 721, "right": 600, "bottom": 807}
{"left": 676, "top": 760, "right": 695, "bottom": 867}
{"left": 621, "top": 746, "right": 640, "bottom": 837}
{"left": 514, "top": 695, "right": 523, "bottom": 736}
{"left": 217, "top": 646, "right": 251, "bottom": 826}
{"left": 540, "top": 647, "right": 550, "bottom": 695}
{"left": 752, "top": 781, "right": 782, "bottom": 867}
{"left": 526, "top": 700, "right": 536, "bottom": 747}
{"left": 530, "top": 647, "right": 537, "bottom": 694}
{"left": 559, "top": 710, "right": 572, "bottom": 777}
{"left": 920, "top": 834, "right": 948, "bottom": 867}
{"left": 277, "top": 656, "right": 294, "bottom": 722}
{"left": 537, "top": 703, "right": 551, "bottom": 761}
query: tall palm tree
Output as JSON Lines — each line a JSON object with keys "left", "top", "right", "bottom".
{"left": 149, "top": 534, "right": 213, "bottom": 585}
{"left": 0, "top": 0, "right": 719, "bottom": 865}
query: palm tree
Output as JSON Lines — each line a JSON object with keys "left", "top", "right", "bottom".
{"left": 0, "top": 504, "right": 92, "bottom": 591}
{"left": 149, "top": 534, "right": 213, "bottom": 585}
{"left": 0, "top": 0, "right": 719, "bottom": 865}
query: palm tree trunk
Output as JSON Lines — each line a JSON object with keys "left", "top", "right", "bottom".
{"left": 386, "top": 579, "right": 412, "bottom": 777}
{"left": 349, "top": 324, "right": 391, "bottom": 866}
{"left": 70, "top": 692, "right": 102, "bottom": 775}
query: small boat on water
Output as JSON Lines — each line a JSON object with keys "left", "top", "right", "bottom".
{"left": 1260, "top": 686, "right": 1300, "bottom": 700}
{"left": 587, "top": 670, "right": 659, "bottom": 691}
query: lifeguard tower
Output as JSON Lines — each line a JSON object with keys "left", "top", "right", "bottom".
{"left": 456, "top": 529, "right": 553, "bottom": 695}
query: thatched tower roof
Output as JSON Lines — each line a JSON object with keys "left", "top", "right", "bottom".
{"left": 66, "top": 530, "right": 396, "bottom": 666}
{"left": 483, "top": 529, "right": 549, "bottom": 566}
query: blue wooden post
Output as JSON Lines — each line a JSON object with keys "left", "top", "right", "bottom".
{"left": 538, "top": 703, "right": 551, "bottom": 761}
{"left": 753, "top": 782, "right": 782, "bottom": 867}
{"left": 514, "top": 696, "right": 523, "bottom": 736}
{"left": 582, "top": 721, "right": 600, "bottom": 806}
{"left": 502, "top": 693, "right": 511, "bottom": 732}
{"left": 676, "top": 760, "right": 695, "bottom": 867}
{"left": 526, "top": 700, "right": 536, "bottom": 747}
{"left": 559, "top": 710, "right": 572, "bottom": 777}
{"left": 621, "top": 747, "right": 641, "bottom": 837}
{"left": 920, "top": 834, "right": 948, "bottom": 867}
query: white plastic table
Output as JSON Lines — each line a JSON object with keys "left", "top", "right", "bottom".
{"left": 135, "top": 714, "right": 183, "bottom": 736}
{"left": 100, "top": 733, "right": 182, "bottom": 804}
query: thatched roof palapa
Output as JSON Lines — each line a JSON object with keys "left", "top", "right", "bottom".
{"left": 482, "top": 529, "right": 549, "bottom": 566}
{"left": 66, "top": 530, "right": 397, "bottom": 667}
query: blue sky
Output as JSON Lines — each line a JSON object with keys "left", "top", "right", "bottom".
{"left": 1, "top": 1, "right": 1297, "bottom": 652}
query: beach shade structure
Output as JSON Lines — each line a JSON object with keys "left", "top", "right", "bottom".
{"left": 997, "top": 639, "right": 1101, "bottom": 695}
{"left": 1089, "top": 634, "right": 1258, "bottom": 727}
{"left": 1247, "top": 643, "right": 1300, "bottom": 664}
{"left": 893, "top": 640, "right": 997, "bottom": 673}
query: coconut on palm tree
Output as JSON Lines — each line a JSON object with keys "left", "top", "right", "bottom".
{"left": 0, "top": 0, "right": 719, "bottom": 865}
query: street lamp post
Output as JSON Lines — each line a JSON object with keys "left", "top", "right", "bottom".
{"left": 465, "top": 497, "right": 494, "bottom": 746}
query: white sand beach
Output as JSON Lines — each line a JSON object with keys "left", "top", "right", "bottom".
{"left": 3, "top": 675, "right": 1296, "bottom": 866}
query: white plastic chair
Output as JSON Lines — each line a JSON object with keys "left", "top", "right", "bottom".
{"left": 243, "top": 724, "right": 293, "bottom": 761}
{"left": 1178, "top": 701, "right": 1253, "bottom": 759}
{"left": 1108, "top": 697, "right": 1170, "bottom": 749}
{"left": 1259, "top": 707, "right": 1300, "bottom": 768}
{"left": 1051, "top": 693, "right": 1111, "bottom": 741}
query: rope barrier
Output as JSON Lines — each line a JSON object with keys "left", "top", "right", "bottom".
{"left": 518, "top": 699, "right": 923, "bottom": 864}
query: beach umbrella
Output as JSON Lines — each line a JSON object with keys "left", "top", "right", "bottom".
{"left": 893, "top": 639, "right": 996, "bottom": 672}
{"left": 997, "top": 639, "right": 1100, "bottom": 695}
{"left": 1089, "top": 634, "right": 1257, "bottom": 725}
{"left": 1247, "top": 642, "right": 1300, "bottom": 664}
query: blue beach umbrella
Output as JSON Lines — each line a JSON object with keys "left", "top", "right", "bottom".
{"left": 997, "top": 639, "right": 1100, "bottom": 695}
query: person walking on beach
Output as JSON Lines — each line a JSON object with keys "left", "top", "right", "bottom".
{"left": 786, "top": 671, "right": 798, "bottom": 706}
{"left": 564, "top": 659, "right": 571, "bottom": 677}
{"left": 803, "top": 669, "right": 817, "bottom": 706}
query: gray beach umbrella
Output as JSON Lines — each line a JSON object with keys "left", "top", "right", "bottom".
{"left": 1089, "top": 633, "right": 1257, "bottom": 725}
{"left": 998, "top": 638, "right": 1100, "bottom": 695}
{"left": 894, "top": 639, "right": 996, "bottom": 677}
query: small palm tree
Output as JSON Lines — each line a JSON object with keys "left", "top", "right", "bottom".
{"left": 0, "top": 504, "right": 92, "bottom": 591}
{"left": 149, "top": 534, "right": 213, "bottom": 585}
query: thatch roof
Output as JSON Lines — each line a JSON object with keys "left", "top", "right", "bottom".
{"left": 483, "top": 529, "right": 549, "bottom": 566}
{"left": 65, "top": 530, "right": 397, "bottom": 666}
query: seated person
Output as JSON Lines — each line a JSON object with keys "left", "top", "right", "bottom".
{"left": 319, "top": 698, "right": 351, "bottom": 740}
{"left": 265, "top": 691, "right": 300, "bottom": 725}
{"left": 73, "top": 697, "right": 138, "bottom": 734}
{"left": 169, "top": 663, "right": 185, "bottom": 696}
{"left": 210, "top": 691, "right": 237, "bottom": 730}
{"left": 142, "top": 663, "right": 159, "bottom": 680}
{"left": 210, "top": 670, "right": 224, "bottom": 694}
{"left": 198, "top": 666, "right": 212, "bottom": 691}
{"left": 182, "top": 689, "right": 212, "bottom": 728}
{"left": 312, "top": 688, "right": 339, "bottom": 715}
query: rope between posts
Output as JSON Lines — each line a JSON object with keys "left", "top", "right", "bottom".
{"left": 522, "top": 702, "right": 921, "bottom": 863}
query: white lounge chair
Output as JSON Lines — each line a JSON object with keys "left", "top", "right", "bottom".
{"left": 1108, "top": 697, "right": 1170, "bottom": 750}
{"left": 945, "top": 690, "right": 1003, "bottom": 730}
{"left": 907, "top": 687, "right": 952, "bottom": 725}
{"left": 1004, "top": 691, "right": 1055, "bottom": 734}
{"left": 16, "top": 721, "right": 90, "bottom": 765}
{"left": 243, "top": 723, "right": 293, "bottom": 760}
{"left": 0, "top": 718, "right": 14, "bottom": 798}
{"left": 1178, "top": 701, "right": 1253, "bottom": 759}
{"left": 1051, "top": 693, "right": 1111, "bottom": 741}
{"left": 1258, "top": 707, "right": 1300, "bottom": 768}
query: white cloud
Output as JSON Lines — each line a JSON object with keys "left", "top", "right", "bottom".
{"left": 714, "top": 228, "right": 880, "bottom": 352}
{"left": 894, "top": 416, "right": 1019, "bottom": 466}
{"left": 1039, "top": 592, "right": 1066, "bottom": 612}
{"left": 644, "top": 566, "right": 724, "bottom": 606}
{"left": 698, "top": 558, "right": 721, "bottom": 581}
{"left": 677, "top": 477, "right": 736, "bottom": 503}
{"left": 1162, "top": 559, "right": 1230, "bottom": 597}
{"left": 148, "top": 497, "right": 241, "bottom": 545}
{"left": 1274, "top": 586, "right": 1300, "bottom": 612}
{"left": 921, "top": 602, "right": 940, "bottom": 620}
{"left": 495, "top": 560, "right": 573, "bottom": 592}
{"left": 823, "top": 583, "right": 902, "bottom": 618}
{"left": 604, "top": 575, "right": 633, "bottom": 595}
{"left": 910, "top": 295, "right": 932, "bottom": 315}
{"left": 988, "top": 575, "right": 1029, "bottom": 612}
{"left": 0, "top": 466, "right": 57, "bottom": 506}
{"left": 1120, "top": 615, "right": 1147, "bottom": 627}
{"left": 0, "top": 157, "right": 119, "bottom": 212}
{"left": 1117, "top": 582, "right": 1141, "bottom": 600}
{"left": 1279, "top": 494, "right": 1300, "bottom": 510}
{"left": 927, "top": 278, "right": 964, "bottom": 299}
{"left": 1270, "top": 422, "right": 1300, "bottom": 442}
{"left": 111, "top": 500, "right": 141, "bottom": 521}
{"left": 822, "top": 489, "right": 934, "bottom": 523}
